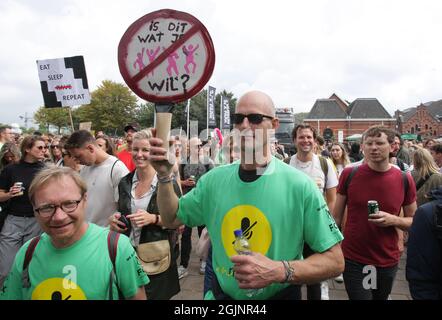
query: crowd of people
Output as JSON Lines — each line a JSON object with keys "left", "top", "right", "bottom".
{"left": 0, "top": 90, "right": 442, "bottom": 300}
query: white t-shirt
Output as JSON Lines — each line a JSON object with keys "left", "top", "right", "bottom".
{"left": 289, "top": 154, "right": 338, "bottom": 192}
{"left": 129, "top": 172, "right": 157, "bottom": 246}
{"left": 335, "top": 164, "right": 345, "bottom": 178}
{"left": 80, "top": 155, "right": 129, "bottom": 226}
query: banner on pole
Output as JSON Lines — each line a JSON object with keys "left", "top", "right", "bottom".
{"left": 221, "top": 95, "right": 231, "bottom": 129}
{"left": 36, "top": 56, "right": 90, "bottom": 108}
{"left": 207, "top": 86, "right": 216, "bottom": 128}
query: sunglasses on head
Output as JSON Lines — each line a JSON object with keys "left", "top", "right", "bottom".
{"left": 232, "top": 113, "right": 273, "bottom": 125}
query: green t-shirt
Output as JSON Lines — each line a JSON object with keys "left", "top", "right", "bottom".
{"left": 177, "top": 157, "right": 343, "bottom": 300}
{"left": 0, "top": 223, "right": 149, "bottom": 300}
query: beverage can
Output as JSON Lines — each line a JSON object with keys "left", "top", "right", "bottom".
{"left": 13, "top": 182, "right": 24, "bottom": 196}
{"left": 368, "top": 200, "right": 379, "bottom": 216}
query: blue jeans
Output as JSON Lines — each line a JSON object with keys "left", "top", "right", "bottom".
{"left": 343, "top": 258, "right": 398, "bottom": 300}
{"left": 203, "top": 244, "right": 214, "bottom": 296}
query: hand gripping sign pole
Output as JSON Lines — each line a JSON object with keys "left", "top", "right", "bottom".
{"left": 118, "top": 9, "right": 215, "bottom": 149}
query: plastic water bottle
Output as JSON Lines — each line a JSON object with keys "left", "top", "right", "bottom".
{"left": 233, "top": 229, "right": 263, "bottom": 298}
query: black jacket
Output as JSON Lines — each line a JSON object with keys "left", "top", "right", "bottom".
{"left": 406, "top": 186, "right": 442, "bottom": 300}
{"left": 117, "top": 171, "right": 182, "bottom": 300}
{"left": 117, "top": 171, "right": 182, "bottom": 243}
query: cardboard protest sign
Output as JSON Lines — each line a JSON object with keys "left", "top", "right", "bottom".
{"left": 118, "top": 9, "right": 215, "bottom": 145}
{"left": 118, "top": 9, "right": 215, "bottom": 103}
{"left": 37, "top": 56, "right": 90, "bottom": 107}
{"left": 79, "top": 122, "right": 92, "bottom": 131}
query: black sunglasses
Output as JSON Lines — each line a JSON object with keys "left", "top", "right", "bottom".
{"left": 232, "top": 113, "right": 273, "bottom": 125}
{"left": 36, "top": 146, "right": 49, "bottom": 150}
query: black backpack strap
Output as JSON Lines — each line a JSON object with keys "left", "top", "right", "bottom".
{"left": 402, "top": 171, "right": 409, "bottom": 202}
{"left": 110, "top": 159, "right": 120, "bottom": 184}
{"left": 415, "top": 173, "right": 434, "bottom": 191}
{"left": 107, "top": 231, "right": 123, "bottom": 300}
{"left": 344, "top": 165, "right": 360, "bottom": 194}
{"left": 22, "top": 236, "right": 41, "bottom": 288}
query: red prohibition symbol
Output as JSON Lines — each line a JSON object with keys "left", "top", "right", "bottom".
{"left": 118, "top": 9, "right": 216, "bottom": 103}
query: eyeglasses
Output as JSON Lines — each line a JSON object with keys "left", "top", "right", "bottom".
{"left": 232, "top": 113, "right": 274, "bottom": 125}
{"left": 34, "top": 196, "right": 83, "bottom": 218}
{"left": 50, "top": 145, "right": 60, "bottom": 149}
{"left": 36, "top": 146, "right": 49, "bottom": 150}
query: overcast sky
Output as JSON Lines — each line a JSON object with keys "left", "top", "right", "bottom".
{"left": 1, "top": 0, "right": 442, "bottom": 128}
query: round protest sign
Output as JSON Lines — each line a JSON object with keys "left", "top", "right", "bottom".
{"left": 118, "top": 9, "right": 215, "bottom": 103}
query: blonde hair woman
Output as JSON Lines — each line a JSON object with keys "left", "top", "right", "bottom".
{"left": 330, "top": 142, "right": 350, "bottom": 177}
{"left": 108, "top": 129, "right": 182, "bottom": 300}
{"left": 411, "top": 146, "right": 442, "bottom": 206}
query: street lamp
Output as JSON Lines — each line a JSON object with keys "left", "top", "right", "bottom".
{"left": 19, "top": 112, "right": 32, "bottom": 129}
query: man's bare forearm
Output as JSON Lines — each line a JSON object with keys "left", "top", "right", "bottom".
{"left": 288, "top": 244, "right": 344, "bottom": 285}
{"left": 0, "top": 190, "right": 12, "bottom": 202}
{"left": 394, "top": 216, "right": 413, "bottom": 231}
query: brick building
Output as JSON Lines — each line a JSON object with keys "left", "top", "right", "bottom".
{"left": 304, "top": 94, "right": 396, "bottom": 141}
{"left": 395, "top": 100, "right": 442, "bottom": 139}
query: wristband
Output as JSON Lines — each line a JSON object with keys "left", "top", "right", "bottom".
{"left": 157, "top": 173, "right": 173, "bottom": 184}
{"left": 281, "top": 260, "right": 295, "bottom": 283}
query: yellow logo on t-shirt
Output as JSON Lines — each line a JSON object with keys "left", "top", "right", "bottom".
{"left": 221, "top": 205, "right": 272, "bottom": 257}
{"left": 31, "top": 278, "right": 86, "bottom": 300}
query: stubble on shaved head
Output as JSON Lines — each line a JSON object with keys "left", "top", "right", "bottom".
{"left": 236, "top": 91, "right": 275, "bottom": 117}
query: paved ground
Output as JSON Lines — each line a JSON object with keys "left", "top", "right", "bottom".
{"left": 172, "top": 230, "right": 412, "bottom": 300}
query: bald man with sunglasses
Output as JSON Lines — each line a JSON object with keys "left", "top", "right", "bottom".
{"left": 148, "top": 91, "right": 344, "bottom": 300}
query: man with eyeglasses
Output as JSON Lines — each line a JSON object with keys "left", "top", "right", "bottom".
{"left": 0, "top": 135, "right": 47, "bottom": 287}
{"left": 0, "top": 167, "right": 148, "bottom": 300}
{"left": 148, "top": 90, "right": 344, "bottom": 300}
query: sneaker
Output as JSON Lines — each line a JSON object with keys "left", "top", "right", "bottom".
{"left": 199, "top": 261, "right": 206, "bottom": 275}
{"left": 178, "top": 265, "right": 188, "bottom": 279}
{"left": 334, "top": 274, "right": 344, "bottom": 283}
{"left": 320, "top": 281, "right": 329, "bottom": 300}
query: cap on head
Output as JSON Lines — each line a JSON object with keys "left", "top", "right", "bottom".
{"left": 124, "top": 123, "right": 140, "bottom": 133}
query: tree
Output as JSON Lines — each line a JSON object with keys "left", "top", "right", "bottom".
{"left": 133, "top": 100, "right": 187, "bottom": 132}
{"left": 133, "top": 89, "right": 237, "bottom": 139}
{"left": 74, "top": 80, "right": 138, "bottom": 136}
{"left": 294, "top": 112, "right": 309, "bottom": 125}
{"left": 33, "top": 106, "right": 71, "bottom": 133}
